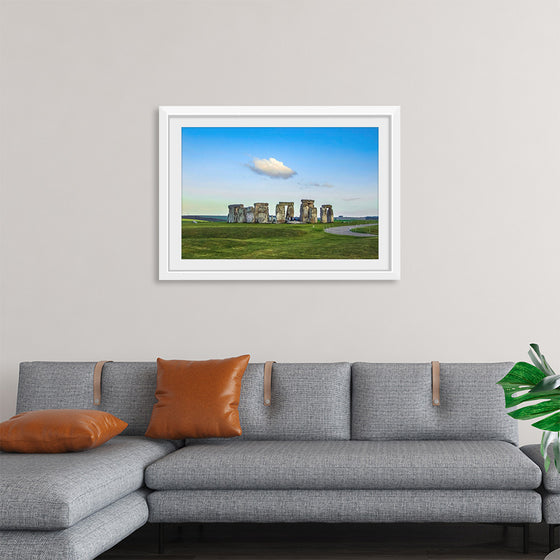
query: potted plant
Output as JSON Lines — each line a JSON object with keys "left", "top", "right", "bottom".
{"left": 498, "top": 344, "right": 560, "bottom": 472}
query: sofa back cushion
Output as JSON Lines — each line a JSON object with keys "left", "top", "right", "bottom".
{"left": 236, "top": 362, "right": 351, "bottom": 440}
{"left": 17, "top": 362, "right": 96, "bottom": 412}
{"left": 17, "top": 361, "right": 351, "bottom": 440}
{"left": 351, "top": 362, "right": 517, "bottom": 445}
{"left": 17, "top": 362, "right": 158, "bottom": 436}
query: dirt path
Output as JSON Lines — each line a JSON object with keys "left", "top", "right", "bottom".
{"left": 324, "top": 224, "right": 378, "bottom": 237}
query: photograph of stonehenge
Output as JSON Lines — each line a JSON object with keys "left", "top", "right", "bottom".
{"left": 180, "top": 125, "right": 379, "bottom": 259}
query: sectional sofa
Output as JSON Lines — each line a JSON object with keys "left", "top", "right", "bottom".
{"left": 0, "top": 361, "right": 546, "bottom": 559}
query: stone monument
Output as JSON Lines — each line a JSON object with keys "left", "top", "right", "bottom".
{"left": 275, "top": 202, "right": 295, "bottom": 223}
{"left": 228, "top": 200, "right": 331, "bottom": 224}
{"left": 227, "top": 204, "right": 244, "bottom": 223}
{"left": 300, "top": 199, "right": 317, "bottom": 223}
{"left": 254, "top": 202, "right": 269, "bottom": 224}
{"left": 320, "top": 204, "right": 334, "bottom": 223}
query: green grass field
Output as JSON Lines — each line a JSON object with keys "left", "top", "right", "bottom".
{"left": 181, "top": 219, "right": 378, "bottom": 259}
{"left": 350, "top": 224, "right": 378, "bottom": 235}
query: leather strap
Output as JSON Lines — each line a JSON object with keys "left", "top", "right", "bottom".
{"left": 93, "top": 361, "right": 113, "bottom": 405}
{"left": 432, "top": 361, "right": 440, "bottom": 406}
{"left": 264, "top": 361, "right": 276, "bottom": 406}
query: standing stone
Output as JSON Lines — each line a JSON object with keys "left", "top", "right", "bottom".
{"left": 245, "top": 206, "right": 255, "bottom": 223}
{"left": 309, "top": 207, "right": 318, "bottom": 223}
{"left": 300, "top": 199, "right": 315, "bottom": 223}
{"left": 276, "top": 202, "right": 295, "bottom": 223}
{"left": 286, "top": 202, "right": 295, "bottom": 221}
{"left": 254, "top": 202, "right": 269, "bottom": 223}
{"left": 227, "top": 204, "right": 244, "bottom": 223}
{"left": 276, "top": 203, "right": 286, "bottom": 224}
{"left": 320, "top": 204, "right": 334, "bottom": 223}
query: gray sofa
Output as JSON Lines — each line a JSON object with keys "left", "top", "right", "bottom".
{"left": 0, "top": 361, "right": 544, "bottom": 559}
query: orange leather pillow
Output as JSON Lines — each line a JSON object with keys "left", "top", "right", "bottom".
{"left": 145, "top": 355, "right": 250, "bottom": 439}
{"left": 0, "top": 409, "right": 127, "bottom": 453}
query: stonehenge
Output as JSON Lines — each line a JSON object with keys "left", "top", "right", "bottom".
{"left": 254, "top": 203, "right": 269, "bottom": 224}
{"left": 299, "top": 199, "right": 316, "bottom": 223}
{"left": 227, "top": 199, "right": 334, "bottom": 224}
{"left": 227, "top": 203, "right": 267, "bottom": 223}
{"left": 227, "top": 204, "right": 245, "bottom": 223}
{"left": 320, "top": 204, "right": 334, "bottom": 223}
{"left": 275, "top": 202, "right": 295, "bottom": 223}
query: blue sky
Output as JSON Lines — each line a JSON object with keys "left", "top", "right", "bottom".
{"left": 181, "top": 127, "right": 378, "bottom": 217}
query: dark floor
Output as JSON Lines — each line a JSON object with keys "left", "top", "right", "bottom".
{"left": 99, "top": 522, "right": 553, "bottom": 559}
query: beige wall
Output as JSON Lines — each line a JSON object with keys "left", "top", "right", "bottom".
{"left": 1, "top": 0, "right": 559, "bottom": 445}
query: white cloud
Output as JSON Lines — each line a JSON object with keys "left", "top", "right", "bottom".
{"left": 247, "top": 157, "right": 297, "bottom": 179}
{"left": 299, "top": 181, "right": 335, "bottom": 189}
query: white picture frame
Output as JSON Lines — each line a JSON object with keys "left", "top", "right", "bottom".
{"left": 159, "top": 106, "right": 400, "bottom": 280}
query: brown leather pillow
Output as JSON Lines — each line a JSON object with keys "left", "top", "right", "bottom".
{"left": 0, "top": 409, "right": 128, "bottom": 453}
{"left": 145, "top": 355, "right": 250, "bottom": 439}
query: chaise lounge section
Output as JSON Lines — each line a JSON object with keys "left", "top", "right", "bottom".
{"left": 0, "top": 362, "right": 178, "bottom": 560}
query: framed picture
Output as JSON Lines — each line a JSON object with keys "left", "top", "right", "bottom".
{"left": 159, "top": 106, "right": 400, "bottom": 280}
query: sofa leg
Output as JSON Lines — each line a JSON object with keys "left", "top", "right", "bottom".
{"left": 158, "top": 523, "right": 165, "bottom": 555}
{"left": 550, "top": 524, "right": 558, "bottom": 553}
{"left": 523, "top": 523, "right": 529, "bottom": 554}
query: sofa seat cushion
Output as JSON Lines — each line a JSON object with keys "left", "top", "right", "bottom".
{"left": 0, "top": 436, "right": 177, "bottom": 530}
{"left": 0, "top": 490, "right": 149, "bottom": 560}
{"left": 145, "top": 439, "right": 541, "bottom": 491}
{"left": 522, "top": 444, "right": 560, "bottom": 493}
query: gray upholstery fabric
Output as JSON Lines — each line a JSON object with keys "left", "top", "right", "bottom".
{"left": 102, "top": 361, "right": 352, "bottom": 439}
{"left": 148, "top": 489, "right": 541, "bottom": 523}
{"left": 522, "top": 444, "right": 560, "bottom": 493}
{"left": 16, "top": 361, "right": 159, "bottom": 436}
{"left": 146, "top": 439, "right": 540, "bottom": 491}
{"left": 16, "top": 361, "right": 351, "bottom": 438}
{"left": 351, "top": 363, "right": 518, "bottom": 444}
{"left": 0, "top": 436, "right": 176, "bottom": 530}
{"left": 17, "top": 362, "right": 95, "bottom": 413}
{"left": 98, "top": 362, "right": 158, "bottom": 435}
{"left": 236, "top": 362, "right": 351, "bottom": 440}
{"left": 0, "top": 490, "right": 148, "bottom": 560}
{"left": 543, "top": 493, "right": 560, "bottom": 524}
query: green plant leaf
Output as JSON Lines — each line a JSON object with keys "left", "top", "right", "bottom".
{"left": 497, "top": 346, "right": 560, "bottom": 473}
{"left": 533, "top": 411, "right": 560, "bottom": 431}
{"left": 543, "top": 355, "right": 557, "bottom": 376}
{"left": 542, "top": 431, "right": 556, "bottom": 456}
{"left": 529, "top": 348, "right": 548, "bottom": 374}
{"left": 497, "top": 362, "right": 546, "bottom": 388}
{"left": 507, "top": 401, "right": 560, "bottom": 420}
{"left": 542, "top": 433, "right": 560, "bottom": 472}
{"left": 553, "top": 439, "right": 560, "bottom": 471}
{"left": 502, "top": 386, "right": 560, "bottom": 408}
{"left": 530, "top": 343, "right": 556, "bottom": 376}
{"left": 530, "top": 374, "right": 560, "bottom": 393}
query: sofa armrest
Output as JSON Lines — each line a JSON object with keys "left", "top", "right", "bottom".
{"left": 522, "top": 444, "right": 560, "bottom": 493}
